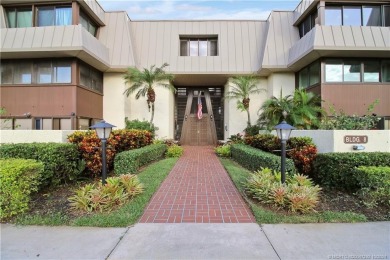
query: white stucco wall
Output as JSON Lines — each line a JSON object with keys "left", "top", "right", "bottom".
{"left": 127, "top": 87, "right": 175, "bottom": 139}
{"left": 288, "top": 130, "right": 390, "bottom": 153}
{"left": 224, "top": 77, "right": 268, "bottom": 139}
{"left": 103, "top": 73, "right": 130, "bottom": 129}
{"left": 267, "top": 72, "right": 295, "bottom": 98}
{"left": 0, "top": 130, "right": 77, "bottom": 144}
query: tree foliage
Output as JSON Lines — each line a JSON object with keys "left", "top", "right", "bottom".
{"left": 225, "top": 75, "right": 265, "bottom": 127}
{"left": 123, "top": 63, "right": 175, "bottom": 124}
{"left": 258, "top": 89, "right": 325, "bottom": 130}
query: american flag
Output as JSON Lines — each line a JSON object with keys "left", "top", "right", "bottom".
{"left": 197, "top": 92, "right": 203, "bottom": 120}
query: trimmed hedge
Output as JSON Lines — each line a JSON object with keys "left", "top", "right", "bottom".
{"left": 231, "top": 144, "right": 296, "bottom": 174}
{"left": 114, "top": 144, "right": 167, "bottom": 174}
{"left": 314, "top": 152, "right": 390, "bottom": 191}
{"left": 0, "top": 143, "right": 82, "bottom": 187}
{"left": 355, "top": 166, "right": 390, "bottom": 207}
{"left": 0, "top": 159, "right": 43, "bottom": 219}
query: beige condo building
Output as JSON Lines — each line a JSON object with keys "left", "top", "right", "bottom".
{"left": 1, "top": 0, "right": 389, "bottom": 145}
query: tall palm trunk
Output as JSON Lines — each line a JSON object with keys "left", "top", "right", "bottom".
{"left": 150, "top": 102, "right": 155, "bottom": 124}
{"left": 246, "top": 109, "right": 251, "bottom": 127}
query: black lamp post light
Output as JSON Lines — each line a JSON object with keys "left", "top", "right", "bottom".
{"left": 90, "top": 120, "right": 116, "bottom": 185}
{"left": 274, "top": 117, "right": 295, "bottom": 184}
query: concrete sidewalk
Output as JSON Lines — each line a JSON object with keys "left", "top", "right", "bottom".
{"left": 1, "top": 222, "right": 389, "bottom": 260}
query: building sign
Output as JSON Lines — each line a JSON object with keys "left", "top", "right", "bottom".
{"left": 344, "top": 135, "right": 368, "bottom": 144}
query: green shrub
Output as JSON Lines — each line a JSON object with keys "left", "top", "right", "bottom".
{"left": 355, "top": 166, "right": 390, "bottom": 207}
{"left": 0, "top": 143, "right": 82, "bottom": 187}
{"left": 68, "top": 129, "right": 153, "bottom": 176}
{"left": 68, "top": 174, "right": 144, "bottom": 213}
{"left": 245, "top": 134, "right": 317, "bottom": 175}
{"left": 0, "top": 159, "right": 43, "bottom": 219}
{"left": 166, "top": 144, "right": 183, "bottom": 158}
{"left": 114, "top": 144, "right": 167, "bottom": 174}
{"left": 244, "top": 125, "right": 261, "bottom": 137}
{"left": 125, "top": 118, "right": 158, "bottom": 137}
{"left": 231, "top": 144, "right": 296, "bottom": 174}
{"left": 245, "top": 168, "right": 321, "bottom": 213}
{"left": 215, "top": 145, "right": 231, "bottom": 157}
{"left": 314, "top": 153, "right": 390, "bottom": 191}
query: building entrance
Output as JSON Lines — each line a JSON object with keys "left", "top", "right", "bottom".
{"left": 176, "top": 88, "right": 223, "bottom": 145}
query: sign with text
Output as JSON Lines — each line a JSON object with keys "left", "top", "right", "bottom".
{"left": 344, "top": 135, "right": 368, "bottom": 144}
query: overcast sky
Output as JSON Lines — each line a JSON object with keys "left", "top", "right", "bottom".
{"left": 98, "top": 0, "right": 301, "bottom": 20}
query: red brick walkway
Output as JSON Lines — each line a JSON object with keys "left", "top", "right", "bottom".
{"left": 139, "top": 146, "right": 255, "bottom": 223}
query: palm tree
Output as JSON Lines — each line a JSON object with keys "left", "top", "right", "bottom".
{"left": 289, "top": 90, "right": 325, "bottom": 129}
{"left": 123, "top": 63, "right": 175, "bottom": 124}
{"left": 258, "top": 89, "right": 326, "bottom": 130}
{"left": 225, "top": 75, "right": 265, "bottom": 127}
{"left": 257, "top": 90, "right": 293, "bottom": 130}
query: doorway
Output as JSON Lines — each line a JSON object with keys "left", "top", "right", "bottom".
{"left": 176, "top": 88, "right": 223, "bottom": 145}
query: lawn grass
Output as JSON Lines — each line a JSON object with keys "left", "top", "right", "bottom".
{"left": 219, "top": 158, "right": 367, "bottom": 224}
{"left": 16, "top": 158, "right": 178, "bottom": 227}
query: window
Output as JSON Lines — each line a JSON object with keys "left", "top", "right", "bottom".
{"left": 6, "top": 7, "right": 32, "bottom": 28}
{"left": 325, "top": 4, "right": 389, "bottom": 26}
{"left": 343, "top": 6, "right": 362, "bottom": 26}
{"left": 384, "top": 6, "right": 390, "bottom": 26}
{"left": 80, "top": 11, "right": 98, "bottom": 36}
{"left": 343, "top": 61, "right": 361, "bottom": 82}
{"left": 325, "top": 60, "right": 343, "bottom": 82}
{"left": 363, "top": 6, "right": 381, "bottom": 26}
{"left": 37, "top": 6, "right": 72, "bottom": 26}
{"left": 180, "top": 37, "right": 218, "bottom": 56}
{"left": 324, "top": 59, "right": 389, "bottom": 83}
{"left": 325, "top": 7, "right": 342, "bottom": 25}
{"left": 364, "top": 61, "right": 380, "bottom": 82}
{"left": 382, "top": 61, "right": 390, "bottom": 82}
{"left": 79, "top": 62, "right": 103, "bottom": 93}
{"left": 298, "top": 11, "right": 318, "bottom": 38}
{"left": 298, "top": 61, "right": 320, "bottom": 89}
{"left": 0, "top": 60, "right": 71, "bottom": 84}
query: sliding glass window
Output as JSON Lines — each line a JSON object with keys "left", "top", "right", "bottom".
{"left": 6, "top": 7, "right": 32, "bottom": 28}
{"left": 325, "top": 7, "right": 342, "bottom": 25}
{"left": 37, "top": 6, "right": 72, "bottom": 26}
{"left": 343, "top": 6, "right": 362, "bottom": 26}
{"left": 363, "top": 6, "right": 381, "bottom": 26}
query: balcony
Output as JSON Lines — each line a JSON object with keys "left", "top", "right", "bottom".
{"left": 0, "top": 25, "right": 110, "bottom": 71}
{"left": 288, "top": 25, "right": 390, "bottom": 70}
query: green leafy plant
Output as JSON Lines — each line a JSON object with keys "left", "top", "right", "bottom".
{"left": 230, "top": 144, "right": 296, "bottom": 173}
{"left": 125, "top": 118, "right": 158, "bottom": 137}
{"left": 245, "top": 135, "right": 317, "bottom": 176}
{"left": 244, "top": 125, "right": 261, "bottom": 137}
{"left": 215, "top": 145, "right": 231, "bottom": 157}
{"left": 0, "top": 143, "right": 82, "bottom": 187}
{"left": 314, "top": 153, "right": 390, "bottom": 191}
{"left": 123, "top": 63, "right": 175, "bottom": 124}
{"left": 258, "top": 89, "right": 325, "bottom": 130}
{"left": 355, "top": 166, "right": 390, "bottom": 208}
{"left": 166, "top": 144, "right": 183, "bottom": 158}
{"left": 68, "top": 174, "right": 144, "bottom": 213}
{"left": 0, "top": 159, "right": 43, "bottom": 219}
{"left": 245, "top": 168, "right": 321, "bottom": 214}
{"left": 320, "top": 99, "right": 380, "bottom": 130}
{"left": 225, "top": 75, "right": 266, "bottom": 127}
{"left": 68, "top": 129, "right": 153, "bottom": 176}
{"left": 114, "top": 144, "right": 167, "bottom": 175}
{"left": 227, "top": 133, "right": 244, "bottom": 144}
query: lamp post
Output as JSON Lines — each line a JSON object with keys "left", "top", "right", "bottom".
{"left": 274, "top": 120, "right": 295, "bottom": 184}
{"left": 90, "top": 120, "right": 116, "bottom": 185}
